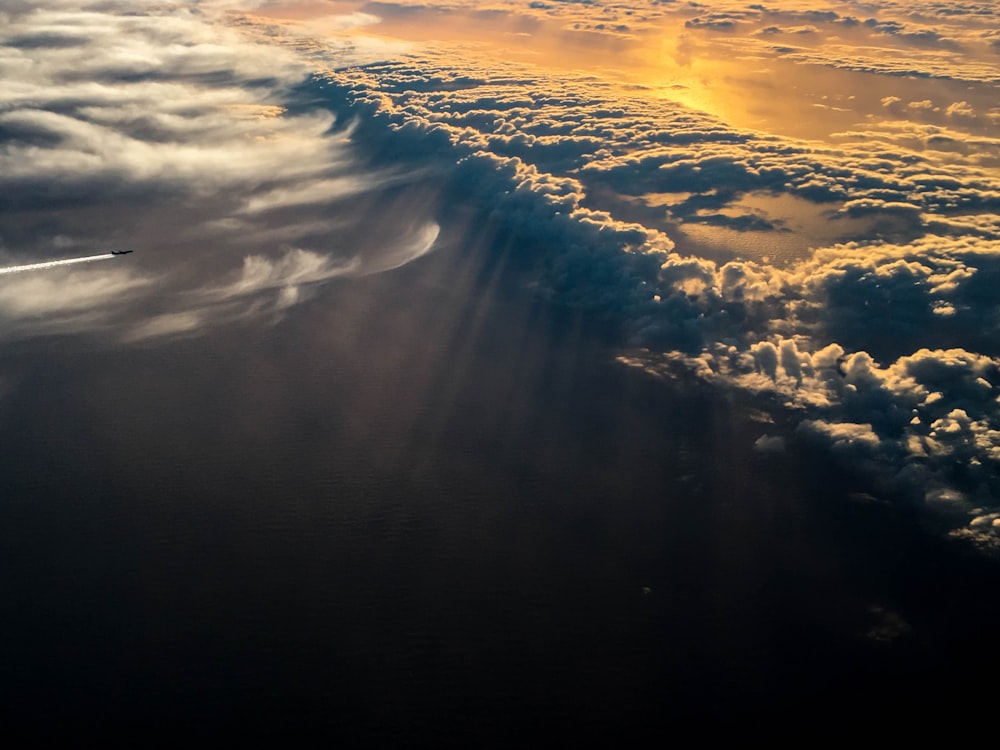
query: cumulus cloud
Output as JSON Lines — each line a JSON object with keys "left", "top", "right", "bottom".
{"left": 799, "top": 420, "right": 882, "bottom": 454}
{"left": 753, "top": 434, "right": 786, "bottom": 453}
{"left": 269, "top": 2, "right": 1000, "bottom": 551}
{"left": 946, "top": 100, "right": 976, "bottom": 118}
{"left": 302, "top": 12, "right": 1000, "bottom": 536}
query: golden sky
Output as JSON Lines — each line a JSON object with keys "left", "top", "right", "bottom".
{"left": 242, "top": 0, "right": 1000, "bottom": 141}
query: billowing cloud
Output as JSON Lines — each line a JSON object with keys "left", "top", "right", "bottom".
{"left": 284, "top": 6, "right": 997, "bottom": 554}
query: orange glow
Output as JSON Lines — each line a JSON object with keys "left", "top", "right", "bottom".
{"left": 241, "top": 1, "right": 1000, "bottom": 145}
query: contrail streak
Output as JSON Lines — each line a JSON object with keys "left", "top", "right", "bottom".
{"left": 0, "top": 253, "right": 117, "bottom": 276}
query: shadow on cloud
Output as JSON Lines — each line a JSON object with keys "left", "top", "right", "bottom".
{"left": 305, "top": 46, "right": 1000, "bottom": 551}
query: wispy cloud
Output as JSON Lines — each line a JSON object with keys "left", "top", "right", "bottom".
{"left": 0, "top": 1, "right": 441, "bottom": 342}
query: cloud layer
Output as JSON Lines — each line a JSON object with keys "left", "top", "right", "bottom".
{"left": 4, "top": 0, "right": 999, "bottom": 549}
{"left": 291, "top": 0, "right": 1000, "bottom": 550}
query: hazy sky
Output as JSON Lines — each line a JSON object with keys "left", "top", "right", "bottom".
{"left": 2, "top": 0, "right": 1000, "bottom": 555}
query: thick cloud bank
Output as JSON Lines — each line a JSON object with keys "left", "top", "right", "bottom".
{"left": 291, "top": 0, "right": 1000, "bottom": 550}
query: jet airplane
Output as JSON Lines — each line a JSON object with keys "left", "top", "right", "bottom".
{"left": 111, "top": 250, "right": 133, "bottom": 255}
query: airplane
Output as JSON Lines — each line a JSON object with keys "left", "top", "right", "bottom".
{"left": 111, "top": 250, "right": 133, "bottom": 255}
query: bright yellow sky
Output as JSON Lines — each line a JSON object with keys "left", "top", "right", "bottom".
{"left": 242, "top": 0, "right": 1000, "bottom": 143}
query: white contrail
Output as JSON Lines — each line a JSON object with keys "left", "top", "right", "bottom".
{"left": 0, "top": 253, "right": 117, "bottom": 275}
